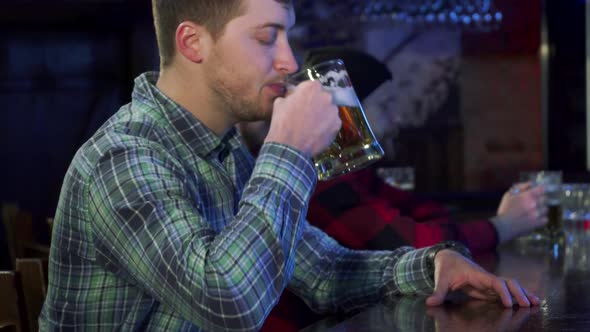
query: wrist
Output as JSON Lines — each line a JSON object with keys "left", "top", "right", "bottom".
{"left": 433, "top": 249, "right": 458, "bottom": 268}
{"left": 490, "top": 216, "right": 510, "bottom": 244}
{"left": 264, "top": 134, "right": 310, "bottom": 157}
{"left": 426, "top": 241, "right": 472, "bottom": 277}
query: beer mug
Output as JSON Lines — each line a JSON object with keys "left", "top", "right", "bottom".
{"left": 521, "top": 171, "right": 563, "bottom": 237}
{"left": 287, "top": 59, "right": 384, "bottom": 180}
{"left": 561, "top": 183, "right": 590, "bottom": 222}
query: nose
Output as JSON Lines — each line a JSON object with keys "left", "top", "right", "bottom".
{"left": 274, "top": 39, "right": 299, "bottom": 75}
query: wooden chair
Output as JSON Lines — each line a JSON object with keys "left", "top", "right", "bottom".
{"left": 2, "top": 208, "right": 50, "bottom": 266}
{"left": 0, "top": 271, "right": 28, "bottom": 332}
{"left": 1, "top": 203, "right": 20, "bottom": 267}
{"left": 15, "top": 259, "right": 47, "bottom": 332}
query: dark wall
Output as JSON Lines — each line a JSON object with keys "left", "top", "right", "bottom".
{"left": 546, "top": 0, "right": 587, "bottom": 175}
{"left": 0, "top": 1, "right": 158, "bottom": 243}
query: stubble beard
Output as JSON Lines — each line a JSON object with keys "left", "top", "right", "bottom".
{"left": 210, "top": 80, "right": 269, "bottom": 123}
{"left": 207, "top": 60, "right": 272, "bottom": 123}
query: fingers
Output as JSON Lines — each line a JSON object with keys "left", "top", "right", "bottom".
{"left": 505, "top": 279, "right": 530, "bottom": 307}
{"left": 426, "top": 290, "right": 448, "bottom": 306}
{"left": 536, "top": 205, "right": 549, "bottom": 220}
{"left": 429, "top": 249, "right": 541, "bottom": 308}
{"left": 529, "top": 185, "right": 546, "bottom": 199}
{"left": 511, "top": 183, "right": 545, "bottom": 201}
{"left": 425, "top": 306, "right": 446, "bottom": 320}
{"left": 510, "top": 182, "right": 533, "bottom": 195}
{"left": 483, "top": 276, "right": 541, "bottom": 307}
{"left": 523, "top": 287, "right": 541, "bottom": 306}
{"left": 426, "top": 282, "right": 450, "bottom": 306}
{"left": 519, "top": 188, "right": 548, "bottom": 223}
{"left": 491, "top": 277, "right": 513, "bottom": 307}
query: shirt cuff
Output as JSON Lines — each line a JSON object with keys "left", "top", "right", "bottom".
{"left": 253, "top": 142, "right": 317, "bottom": 202}
{"left": 386, "top": 246, "right": 435, "bottom": 296}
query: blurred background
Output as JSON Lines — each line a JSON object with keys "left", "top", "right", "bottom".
{"left": 0, "top": 0, "right": 587, "bottom": 263}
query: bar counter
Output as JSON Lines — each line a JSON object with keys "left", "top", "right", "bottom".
{"left": 302, "top": 227, "right": 590, "bottom": 331}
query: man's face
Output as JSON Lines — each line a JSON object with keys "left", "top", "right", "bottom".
{"left": 203, "top": 0, "right": 298, "bottom": 122}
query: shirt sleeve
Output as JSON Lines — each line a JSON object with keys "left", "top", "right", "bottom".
{"left": 286, "top": 222, "right": 436, "bottom": 314}
{"left": 371, "top": 172, "right": 500, "bottom": 251}
{"left": 87, "top": 139, "right": 316, "bottom": 332}
{"left": 308, "top": 170, "right": 499, "bottom": 253}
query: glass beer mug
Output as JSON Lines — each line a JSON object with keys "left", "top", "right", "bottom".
{"left": 288, "top": 59, "right": 384, "bottom": 180}
{"left": 521, "top": 171, "right": 564, "bottom": 238}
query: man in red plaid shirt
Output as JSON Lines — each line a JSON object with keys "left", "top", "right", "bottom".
{"left": 238, "top": 47, "right": 547, "bottom": 331}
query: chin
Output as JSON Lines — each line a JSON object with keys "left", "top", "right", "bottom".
{"left": 238, "top": 108, "right": 272, "bottom": 122}
{"left": 242, "top": 96, "right": 274, "bottom": 121}
{"left": 257, "top": 103, "right": 274, "bottom": 120}
{"left": 261, "top": 109, "right": 273, "bottom": 121}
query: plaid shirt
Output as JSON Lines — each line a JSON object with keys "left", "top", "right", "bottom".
{"left": 262, "top": 163, "right": 498, "bottom": 331}
{"left": 307, "top": 168, "right": 499, "bottom": 252}
{"left": 40, "top": 72, "right": 441, "bottom": 331}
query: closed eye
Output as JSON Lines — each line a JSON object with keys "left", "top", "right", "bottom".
{"left": 256, "top": 29, "right": 278, "bottom": 46}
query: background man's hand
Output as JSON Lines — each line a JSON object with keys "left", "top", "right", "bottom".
{"left": 265, "top": 80, "right": 341, "bottom": 157}
{"left": 492, "top": 182, "right": 547, "bottom": 243}
{"left": 426, "top": 250, "right": 541, "bottom": 307}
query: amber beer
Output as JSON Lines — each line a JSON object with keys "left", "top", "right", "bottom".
{"left": 546, "top": 201, "right": 563, "bottom": 235}
{"left": 543, "top": 179, "right": 563, "bottom": 237}
{"left": 288, "top": 59, "right": 384, "bottom": 180}
{"left": 313, "top": 86, "right": 383, "bottom": 180}
{"left": 315, "top": 105, "right": 370, "bottom": 158}
{"left": 521, "top": 171, "right": 563, "bottom": 239}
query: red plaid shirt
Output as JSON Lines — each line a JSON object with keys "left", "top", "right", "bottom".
{"left": 262, "top": 168, "right": 498, "bottom": 331}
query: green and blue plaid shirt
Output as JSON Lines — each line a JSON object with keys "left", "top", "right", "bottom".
{"left": 40, "top": 72, "right": 436, "bottom": 331}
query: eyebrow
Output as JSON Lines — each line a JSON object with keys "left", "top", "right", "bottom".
{"left": 255, "top": 22, "right": 294, "bottom": 31}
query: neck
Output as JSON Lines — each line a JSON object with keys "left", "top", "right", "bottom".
{"left": 155, "top": 64, "right": 235, "bottom": 137}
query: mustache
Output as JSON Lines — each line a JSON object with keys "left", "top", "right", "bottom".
{"left": 266, "top": 77, "right": 288, "bottom": 85}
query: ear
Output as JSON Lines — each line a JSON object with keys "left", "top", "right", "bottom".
{"left": 175, "top": 21, "right": 211, "bottom": 63}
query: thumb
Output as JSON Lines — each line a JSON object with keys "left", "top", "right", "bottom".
{"left": 281, "top": 81, "right": 300, "bottom": 101}
{"left": 285, "top": 82, "right": 297, "bottom": 96}
{"left": 426, "top": 282, "right": 449, "bottom": 306}
{"left": 273, "top": 83, "right": 296, "bottom": 107}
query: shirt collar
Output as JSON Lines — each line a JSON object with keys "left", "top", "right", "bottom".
{"left": 131, "top": 71, "right": 242, "bottom": 158}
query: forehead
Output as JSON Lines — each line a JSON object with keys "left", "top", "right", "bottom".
{"left": 231, "top": 0, "right": 295, "bottom": 29}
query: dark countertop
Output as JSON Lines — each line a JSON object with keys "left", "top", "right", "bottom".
{"left": 302, "top": 225, "right": 590, "bottom": 331}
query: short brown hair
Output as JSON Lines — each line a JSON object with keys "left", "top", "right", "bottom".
{"left": 152, "top": 0, "right": 292, "bottom": 68}
{"left": 152, "top": 0, "right": 245, "bottom": 68}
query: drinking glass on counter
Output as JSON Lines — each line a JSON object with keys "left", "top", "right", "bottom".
{"left": 562, "top": 183, "right": 590, "bottom": 272}
{"left": 520, "top": 171, "right": 563, "bottom": 239}
{"left": 561, "top": 184, "right": 590, "bottom": 221}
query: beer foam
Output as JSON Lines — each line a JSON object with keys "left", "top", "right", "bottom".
{"left": 320, "top": 69, "right": 348, "bottom": 87}
{"left": 315, "top": 69, "right": 358, "bottom": 106}
{"left": 330, "top": 86, "right": 358, "bottom": 107}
